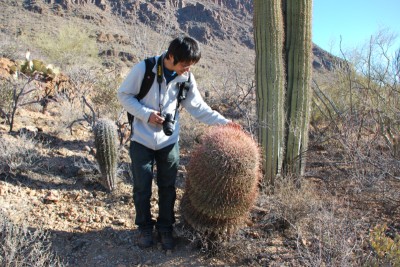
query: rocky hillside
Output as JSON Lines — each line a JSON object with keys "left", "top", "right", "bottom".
{"left": 22, "top": 0, "right": 253, "bottom": 47}
{"left": 16, "top": 0, "right": 337, "bottom": 73}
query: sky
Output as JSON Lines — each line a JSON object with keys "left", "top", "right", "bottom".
{"left": 312, "top": 0, "right": 400, "bottom": 57}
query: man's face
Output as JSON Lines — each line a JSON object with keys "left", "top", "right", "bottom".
{"left": 173, "top": 61, "right": 194, "bottom": 75}
{"left": 165, "top": 54, "right": 195, "bottom": 75}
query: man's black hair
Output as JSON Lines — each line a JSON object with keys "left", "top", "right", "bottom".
{"left": 166, "top": 36, "right": 201, "bottom": 65}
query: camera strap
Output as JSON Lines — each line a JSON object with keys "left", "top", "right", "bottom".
{"left": 156, "top": 56, "right": 163, "bottom": 114}
{"left": 173, "top": 72, "right": 191, "bottom": 120}
{"left": 156, "top": 54, "right": 191, "bottom": 121}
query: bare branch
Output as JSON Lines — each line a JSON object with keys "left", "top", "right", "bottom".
{"left": 82, "top": 96, "right": 96, "bottom": 128}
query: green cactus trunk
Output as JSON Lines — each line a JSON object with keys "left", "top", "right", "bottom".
{"left": 283, "top": 0, "right": 313, "bottom": 175}
{"left": 181, "top": 126, "right": 260, "bottom": 236}
{"left": 94, "top": 118, "right": 118, "bottom": 192}
{"left": 253, "top": 0, "right": 286, "bottom": 184}
{"left": 254, "top": 0, "right": 313, "bottom": 182}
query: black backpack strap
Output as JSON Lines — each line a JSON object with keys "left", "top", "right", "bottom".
{"left": 137, "top": 57, "right": 156, "bottom": 100}
{"left": 127, "top": 57, "right": 157, "bottom": 128}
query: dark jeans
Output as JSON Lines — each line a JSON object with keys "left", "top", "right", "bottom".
{"left": 129, "top": 141, "right": 179, "bottom": 233}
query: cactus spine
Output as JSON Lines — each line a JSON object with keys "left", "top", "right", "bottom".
{"left": 254, "top": 0, "right": 312, "bottom": 182}
{"left": 181, "top": 126, "right": 260, "bottom": 236}
{"left": 94, "top": 118, "right": 118, "bottom": 191}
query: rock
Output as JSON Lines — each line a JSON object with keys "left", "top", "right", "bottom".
{"left": 20, "top": 126, "right": 39, "bottom": 136}
{"left": 77, "top": 168, "right": 91, "bottom": 176}
{"left": 112, "top": 218, "right": 126, "bottom": 226}
{"left": 43, "top": 191, "right": 60, "bottom": 204}
{"left": 0, "top": 184, "right": 5, "bottom": 196}
{"left": 0, "top": 57, "right": 17, "bottom": 79}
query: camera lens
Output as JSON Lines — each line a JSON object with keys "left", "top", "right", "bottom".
{"left": 162, "top": 113, "right": 174, "bottom": 136}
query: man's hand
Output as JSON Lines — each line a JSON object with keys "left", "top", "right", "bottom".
{"left": 148, "top": 111, "right": 165, "bottom": 125}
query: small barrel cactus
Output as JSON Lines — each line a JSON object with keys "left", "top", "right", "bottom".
{"left": 181, "top": 125, "right": 260, "bottom": 236}
{"left": 94, "top": 118, "right": 118, "bottom": 192}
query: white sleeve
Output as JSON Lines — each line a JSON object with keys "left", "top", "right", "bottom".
{"left": 181, "top": 74, "right": 229, "bottom": 125}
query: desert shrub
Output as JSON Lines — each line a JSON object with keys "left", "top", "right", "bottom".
{"left": 90, "top": 71, "right": 123, "bottom": 120}
{"left": 0, "top": 211, "right": 63, "bottom": 267}
{"left": 0, "top": 80, "right": 14, "bottom": 110}
{"left": 368, "top": 224, "right": 400, "bottom": 266}
{"left": 33, "top": 24, "right": 99, "bottom": 68}
{"left": 51, "top": 99, "right": 86, "bottom": 136}
{"left": 260, "top": 177, "right": 365, "bottom": 266}
{"left": 309, "top": 30, "right": 400, "bottom": 201}
{"left": 305, "top": 32, "right": 400, "bottom": 265}
{"left": 0, "top": 132, "right": 43, "bottom": 174}
{"left": 312, "top": 30, "right": 400, "bottom": 151}
{"left": 0, "top": 75, "right": 41, "bottom": 132}
{"left": 295, "top": 207, "right": 364, "bottom": 266}
{"left": 196, "top": 67, "right": 256, "bottom": 129}
{"left": 59, "top": 67, "right": 103, "bottom": 132}
{"left": 57, "top": 67, "right": 124, "bottom": 136}
{"left": 264, "top": 176, "right": 322, "bottom": 224}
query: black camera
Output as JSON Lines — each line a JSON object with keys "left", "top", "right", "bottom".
{"left": 162, "top": 113, "right": 175, "bottom": 136}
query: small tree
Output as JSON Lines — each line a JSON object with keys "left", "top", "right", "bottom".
{"left": 0, "top": 74, "right": 38, "bottom": 132}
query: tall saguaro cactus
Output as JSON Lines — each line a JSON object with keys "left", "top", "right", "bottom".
{"left": 253, "top": 0, "right": 286, "bottom": 184}
{"left": 254, "top": 0, "right": 313, "bottom": 182}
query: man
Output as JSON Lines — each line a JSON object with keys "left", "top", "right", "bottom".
{"left": 117, "top": 36, "right": 237, "bottom": 250}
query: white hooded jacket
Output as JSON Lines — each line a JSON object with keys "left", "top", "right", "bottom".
{"left": 117, "top": 53, "right": 229, "bottom": 150}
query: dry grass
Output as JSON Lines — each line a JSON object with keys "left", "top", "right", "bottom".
{"left": 238, "top": 176, "right": 369, "bottom": 266}
{"left": 0, "top": 132, "right": 44, "bottom": 175}
{"left": 0, "top": 211, "right": 63, "bottom": 267}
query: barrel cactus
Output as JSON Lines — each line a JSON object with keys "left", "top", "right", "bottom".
{"left": 181, "top": 125, "right": 260, "bottom": 236}
{"left": 94, "top": 118, "right": 118, "bottom": 192}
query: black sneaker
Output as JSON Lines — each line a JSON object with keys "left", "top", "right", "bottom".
{"left": 158, "top": 231, "right": 175, "bottom": 250}
{"left": 137, "top": 229, "right": 153, "bottom": 248}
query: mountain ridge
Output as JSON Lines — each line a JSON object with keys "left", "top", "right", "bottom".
{"left": 2, "top": 0, "right": 339, "bottom": 75}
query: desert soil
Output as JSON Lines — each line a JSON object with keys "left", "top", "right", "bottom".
{"left": 0, "top": 107, "right": 298, "bottom": 267}
{"left": 1, "top": 105, "right": 399, "bottom": 267}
